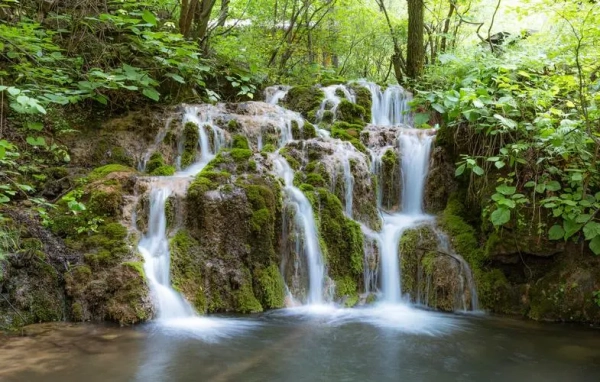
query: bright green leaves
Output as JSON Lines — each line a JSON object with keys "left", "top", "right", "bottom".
{"left": 26, "top": 136, "right": 46, "bottom": 147}
{"left": 491, "top": 208, "right": 511, "bottom": 226}
{"left": 141, "top": 10, "right": 157, "bottom": 26}
{"left": 142, "top": 87, "right": 160, "bottom": 101}
{"left": 548, "top": 225, "right": 565, "bottom": 240}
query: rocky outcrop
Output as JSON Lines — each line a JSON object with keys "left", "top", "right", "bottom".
{"left": 400, "top": 224, "right": 477, "bottom": 312}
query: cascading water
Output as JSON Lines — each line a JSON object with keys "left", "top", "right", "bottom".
{"left": 264, "top": 85, "right": 290, "bottom": 105}
{"left": 137, "top": 106, "right": 225, "bottom": 321}
{"left": 359, "top": 81, "right": 412, "bottom": 126}
{"left": 138, "top": 186, "right": 195, "bottom": 319}
{"left": 363, "top": 84, "right": 435, "bottom": 303}
{"left": 316, "top": 84, "right": 355, "bottom": 122}
{"left": 273, "top": 155, "right": 326, "bottom": 305}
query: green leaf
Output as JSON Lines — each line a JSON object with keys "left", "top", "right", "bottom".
{"left": 576, "top": 214, "right": 591, "bottom": 224}
{"left": 26, "top": 122, "right": 44, "bottom": 131}
{"left": 142, "top": 10, "right": 157, "bottom": 26}
{"left": 472, "top": 165, "right": 484, "bottom": 176}
{"left": 590, "top": 236, "right": 600, "bottom": 255}
{"left": 583, "top": 222, "right": 600, "bottom": 241}
{"left": 563, "top": 219, "right": 583, "bottom": 239}
{"left": 455, "top": 164, "right": 466, "bottom": 176}
{"left": 432, "top": 103, "right": 446, "bottom": 113}
{"left": 496, "top": 184, "right": 516, "bottom": 196}
{"left": 142, "top": 87, "right": 160, "bottom": 101}
{"left": 546, "top": 181, "right": 561, "bottom": 192}
{"left": 26, "top": 136, "right": 46, "bottom": 147}
{"left": 494, "top": 161, "right": 505, "bottom": 169}
{"left": 491, "top": 208, "right": 511, "bottom": 226}
{"left": 548, "top": 225, "right": 565, "bottom": 240}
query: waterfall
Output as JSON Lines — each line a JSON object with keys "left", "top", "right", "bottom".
{"left": 138, "top": 186, "right": 195, "bottom": 319}
{"left": 137, "top": 106, "right": 225, "bottom": 320}
{"left": 363, "top": 84, "right": 435, "bottom": 304}
{"left": 273, "top": 155, "right": 326, "bottom": 305}
{"left": 399, "top": 131, "right": 434, "bottom": 215}
{"left": 316, "top": 84, "right": 355, "bottom": 122}
{"left": 265, "top": 85, "right": 290, "bottom": 105}
{"left": 359, "top": 81, "right": 412, "bottom": 126}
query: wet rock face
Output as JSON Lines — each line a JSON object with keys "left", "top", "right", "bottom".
{"left": 399, "top": 225, "right": 476, "bottom": 312}
{"left": 282, "top": 139, "right": 380, "bottom": 230}
{"left": 423, "top": 146, "right": 458, "bottom": 214}
{"left": 174, "top": 151, "right": 285, "bottom": 313}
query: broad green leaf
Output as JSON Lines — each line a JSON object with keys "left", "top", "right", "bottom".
{"left": 26, "top": 136, "right": 46, "bottom": 146}
{"left": 455, "top": 164, "right": 466, "bottom": 176}
{"left": 590, "top": 236, "right": 600, "bottom": 255}
{"left": 491, "top": 208, "right": 511, "bottom": 226}
{"left": 432, "top": 103, "right": 446, "bottom": 113}
{"left": 548, "top": 225, "right": 565, "bottom": 240}
{"left": 472, "top": 165, "right": 484, "bottom": 176}
{"left": 26, "top": 122, "right": 44, "bottom": 131}
{"left": 583, "top": 222, "right": 600, "bottom": 241}
{"left": 142, "top": 10, "right": 157, "bottom": 26}
{"left": 563, "top": 219, "right": 583, "bottom": 239}
{"left": 142, "top": 87, "right": 160, "bottom": 101}
{"left": 496, "top": 184, "right": 516, "bottom": 196}
{"left": 546, "top": 181, "right": 561, "bottom": 192}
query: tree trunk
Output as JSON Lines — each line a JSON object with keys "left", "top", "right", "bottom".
{"left": 406, "top": 0, "right": 425, "bottom": 79}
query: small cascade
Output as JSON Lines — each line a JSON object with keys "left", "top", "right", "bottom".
{"left": 359, "top": 81, "right": 412, "bottom": 126}
{"left": 316, "top": 84, "right": 355, "bottom": 122}
{"left": 138, "top": 186, "right": 195, "bottom": 319}
{"left": 330, "top": 144, "right": 356, "bottom": 218}
{"left": 399, "top": 130, "right": 434, "bottom": 215}
{"left": 136, "top": 106, "right": 226, "bottom": 320}
{"left": 434, "top": 230, "right": 479, "bottom": 311}
{"left": 178, "top": 106, "right": 227, "bottom": 175}
{"left": 264, "top": 85, "right": 290, "bottom": 105}
{"left": 273, "top": 155, "right": 327, "bottom": 305}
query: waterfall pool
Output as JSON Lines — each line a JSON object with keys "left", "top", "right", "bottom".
{"left": 1, "top": 311, "right": 599, "bottom": 382}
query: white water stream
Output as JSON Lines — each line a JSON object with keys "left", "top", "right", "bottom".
{"left": 137, "top": 106, "right": 226, "bottom": 323}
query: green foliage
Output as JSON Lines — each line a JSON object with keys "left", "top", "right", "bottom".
{"left": 414, "top": 6, "right": 600, "bottom": 255}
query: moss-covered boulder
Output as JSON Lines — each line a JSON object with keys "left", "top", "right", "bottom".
{"left": 0, "top": 211, "right": 66, "bottom": 331}
{"left": 176, "top": 153, "right": 285, "bottom": 313}
{"left": 283, "top": 86, "right": 324, "bottom": 120}
{"left": 424, "top": 145, "right": 458, "bottom": 213}
{"left": 336, "top": 100, "right": 368, "bottom": 126}
{"left": 400, "top": 224, "right": 477, "bottom": 311}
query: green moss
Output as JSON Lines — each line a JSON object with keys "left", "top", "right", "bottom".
{"left": 303, "top": 187, "right": 364, "bottom": 299}
{"left": 88, "top": 164, "right": 135, "bottom": 182}
{"left": 250, "top": 208, "right": 271, "bottom": 232}
{"left": 255, "top": 263, "right": 285, "bottom": 309}
{"left": 169, "top": 230, "right": 208, "bottom": 312}
{"left": 71, "top": 302, "right": 84, "bottom": 321}
{"left": 230, "top": 148, "right": 252, "bottom": 162}
{"left": 335, "top": 276, "right": 359, "bottom": 307}
{"left": 261, "top": 144, "right": 276, "bottom": 153}
{"left": 234, "top": 269, "right": 263, "bottom": 313}
{"left": 232, "top": 134, "right": 250, "bottom": 149}
{"left": 331, "top": 122, "right": 367, "bottom": 153}
{"left": 88, "top": 189, "right": 122, "bottom": 216}
{"left": 349, "top": 84, "right": 373, "bottom": 122}
{"left": 150, "top": 165, "right": 176, "bottom": 176}
{"left": 283, "top": 86, "right": 324, "bottom": 119}
{"left": 123, "top": 261, "right": 146, "bottom": 279}
{"left": 305, "top": 173, "right": 326, "bottom": 188}
{"left": 181, "top": 122, "right": 199, "bottom": 168}
{"left": 227, "top": 119, "right": 240, "bottom": 132}
{"left": 336, "top": 100, "right": 367, "bottom": 125}
{"left": 248, "top": 160, "right": 257, "bottom": 172}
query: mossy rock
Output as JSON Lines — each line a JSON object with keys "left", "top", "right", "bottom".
{"left": 336, "top": 99, "right": 367, "bottom": 125}
{"left": 181, "top": 122, "right": 200, "bottom": 168}
{"left": 349, "top": 84, "right": 373, "bottom": 122}
{"left": 283, "top": 86, "right": 324, "bottom": 119}
{"left": 255, "top": 263, "right": 285, "bottom": 309}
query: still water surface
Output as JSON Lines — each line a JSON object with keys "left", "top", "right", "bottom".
{"left": 1, "top": 306, "right": 599, "bottom": 382}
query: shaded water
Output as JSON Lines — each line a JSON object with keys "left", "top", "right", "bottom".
{"left": 2, "top": 315, "right": 599, "bottom": 382}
